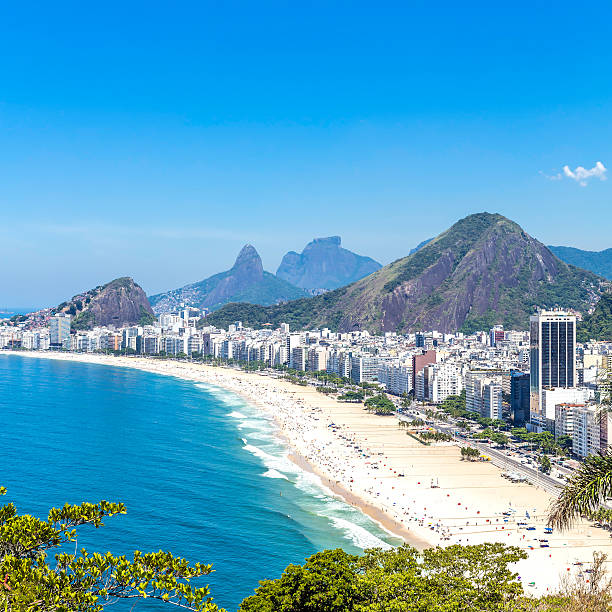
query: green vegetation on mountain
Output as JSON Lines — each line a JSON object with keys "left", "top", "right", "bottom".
{"left": 577, "top": 292, "right": 612, "bottom": 342}
{"left": 207, "top": 213, "right": 604, "bottom": 333}
{"left": 382, "top": 213, "right": 508, "bottom": 293}
{"left": 201, "top": 288, "right": 347, "bottom": 331}
{"left": 138, "top": 305, "right": 157, "bottom": 326}
{"left": 549, "top": 245, "right": 612, "bottom": 280}
{"left": 71, "top": 309, "right": 96, "bottom": 330}
{"left": 150, "top": 245, "right": 307, "bottom": 314}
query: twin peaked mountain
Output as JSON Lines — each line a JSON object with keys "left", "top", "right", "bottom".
{"left": 149, "top": 245, "right": 307, "bottom": 313}
{"left": 207, "top": 213, "right": 607, "bottom": 334}
{"left": 149, "top": 237, "right": 381, "bottom": 314}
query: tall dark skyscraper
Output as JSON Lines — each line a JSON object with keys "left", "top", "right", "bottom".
{"left": 529, "top": 310, "right": 576, "bottom": 428}
{"left": 510, "top": 371, "right": 530, "bottom": 426}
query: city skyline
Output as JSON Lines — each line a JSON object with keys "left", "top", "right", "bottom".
{"left": 1, "top": 1, "right": 611, "bottom": 306}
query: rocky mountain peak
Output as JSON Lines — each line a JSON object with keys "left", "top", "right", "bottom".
{"left": 233, "top": 244, "right": 262, "bottom": 267}
{"left": 149, "top": 244, "right": 306, "bottom": 314}
{"left": 56, "top": 276, "right": 154, "bottom": 330}
{"left": 307, "top": 236, "right": 342, "bottom": 248}
{"left": 276, "top": 235, "right": 381, "bottom": 290}
{"left": 231, "top": 244, "right": 264, "bottom": 280}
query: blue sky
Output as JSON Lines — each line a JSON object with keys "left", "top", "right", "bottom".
{"left": 1, "top": 1, "right": 611, "bottom": 308}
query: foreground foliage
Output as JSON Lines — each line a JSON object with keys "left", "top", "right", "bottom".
{"left": 3, "top": 484, "right": 612, "bottom": 611}
{"left": 548, "top": 449, "right": 612, "bottom": 530}
{"left": 0, "top": 487, "right": 223, "bottom": 611}
{"left": 239, "top": 545, "right": 612, "bottom": 612}
{"left": 239, "top": 543, "right": 529, "bottom": 611}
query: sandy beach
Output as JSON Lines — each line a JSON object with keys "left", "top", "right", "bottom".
{"left": 6, "top": 350, "right": 612, "bottom": 595}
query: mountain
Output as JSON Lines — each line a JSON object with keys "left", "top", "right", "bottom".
{"left": 149, "top": 245, "right": 307, "bottom": 314}
{"left": 548, "top": 246, "right": 612, "bottom": 280}
{"left": 408, "top": 238, "right": 432, "bottom": 255}
{"left": 276, "top": 236, "right": 381, "bottom": 291}
{"left": 206, "top": 213, "right": 605, "bottom": 334}
{"left": 577, "top": 292, "right": 612, "bottom": 342}
{"left": 57, "top": 277, "right": 154, "bottom": 330}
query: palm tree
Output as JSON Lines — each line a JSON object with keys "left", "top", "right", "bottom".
{"left": 548, "top": 449, "right": 612, "bottom": 530}
{"left": 548, "top": 367, "right": 611, "bottom": 530}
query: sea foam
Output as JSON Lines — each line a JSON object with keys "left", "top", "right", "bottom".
{"left": 328, "top": 517, "right": 393, "bottom": 550}
{"left": 263, "top": 469, "right": 289, "bottom": 480}
{"left": 210, "top": 379, "right": 399, "bottom": 553}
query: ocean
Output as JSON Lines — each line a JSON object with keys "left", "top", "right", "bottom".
{"left": 0, "top": 354, "right": 399, "bottom": 610}
{"left": 0, "top": 308, "right": 35, "bottom": 318}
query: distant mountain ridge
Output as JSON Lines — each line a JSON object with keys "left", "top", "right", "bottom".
{"left": 149, "top": 245, "right": 307, "bottom": 314}
{"left": 276, "top": 236, "right": 381, "bottom": 291}
{"left": 409, "top": 238, "right": 432, "bottom": 255}
{"left": 548, "top": 245, "right": 612, "bottom": 280}
{"left": 207, "top": 213, "right": 605, "bottom": 334}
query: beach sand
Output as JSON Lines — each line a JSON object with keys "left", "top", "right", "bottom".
{"left": 7, "top": 351, "right": 612, "bottom": 595}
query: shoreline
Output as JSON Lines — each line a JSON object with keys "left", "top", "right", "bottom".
{"left": 288, "top": 451, "right": 428, "bottom": 549}
{"left": 5, "top": 350, "right": 612, "bottom": 595}
{"left": 5, "top": 350, "right": 414, "bottom": 546}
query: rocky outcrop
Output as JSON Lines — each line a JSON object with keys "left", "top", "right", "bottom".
{"left": 56, "top": 277, "right": 154, "bottom": 330}
{"left": 207, "top": 213, "right": 605, "bottom": 333}
{"left": 276, "top": 236, "right": 381, "bottom": 291}
{"left": 149, "top": 245, "right": 307, "bottom": 313}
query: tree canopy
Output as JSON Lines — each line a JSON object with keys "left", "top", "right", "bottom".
{"left": 239, "top": 543, "right": 529, "bottom": 611}
{"left": 0, "top": 487, "right": 223, "bottom": 611}
{"left": 364, "top": 394, "right": 395, "bottom": 415}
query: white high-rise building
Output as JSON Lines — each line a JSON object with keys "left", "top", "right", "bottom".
{"left": 350, "top": 355, "right": 378, "bottom": 383}
{"left": 573, "top": 405, "right": 605, "bottom": 458}
{"left": 308, "top": 347, "right": 328, "bottom": 372}
{"left": 378, "top": 361, "right": 413, "bottom": 395}
{"left": 483, "top": 382, "right": 503, "bottom": 420}
{"left": 541, "top": 387, "right": 591, "bottom": 422}
{"left": 466, "top": 371, "right": 504, "bottom": 419}
{"left": 286, "top": 334, "right": 302, "bottom": 367}
{"left": 429, "top": 362, "right": 464, "bottom": 404}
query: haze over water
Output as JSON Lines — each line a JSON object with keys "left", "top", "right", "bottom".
{"left": 0, "top": 354, "right": 398, "bottom": 610}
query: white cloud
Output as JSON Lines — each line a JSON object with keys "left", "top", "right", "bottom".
{"left": 562, "top": 161, "right": 607, "bottom": 186}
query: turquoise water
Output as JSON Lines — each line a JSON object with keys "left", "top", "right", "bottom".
{"left": 0, "top": 354, "right": 398, "bottom": 610}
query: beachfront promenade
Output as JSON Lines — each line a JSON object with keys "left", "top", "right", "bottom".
{"left": 397, "top": 411, "right": 565, "bottom": 498}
